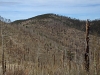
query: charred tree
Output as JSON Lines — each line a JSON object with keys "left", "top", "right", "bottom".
{"left": 85, "top": 19, "right": 90, "bottom": 73}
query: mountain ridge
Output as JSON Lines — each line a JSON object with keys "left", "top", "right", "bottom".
{"left": 10, "top": 13, "right": 100, "bottom": 36}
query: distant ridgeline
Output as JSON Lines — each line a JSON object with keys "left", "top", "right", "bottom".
{"left": 0, "top": 16, "right": 11, "bottom": 23}
{"left": 1, "top": 13, "right": 100, "bottom": 36}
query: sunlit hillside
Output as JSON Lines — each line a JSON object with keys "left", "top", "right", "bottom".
{"left": 0, "top": 14, "right": 100, "bottom": 75}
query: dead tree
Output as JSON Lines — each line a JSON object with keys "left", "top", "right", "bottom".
{"left": 0, "top": 19, "right": 5, "bottom": 75}
{"left": 85, "top": 19, "right": 90, "bottom": 73}
{"left": 0, "top": 17, "right": 10, "bottom": 75}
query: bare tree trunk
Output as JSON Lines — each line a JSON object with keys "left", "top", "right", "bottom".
{"left": 85, "top": 19, "right": 90, "bottom": 74}
{"left": 1, "top": 21, "right": 5, "bottom": 75}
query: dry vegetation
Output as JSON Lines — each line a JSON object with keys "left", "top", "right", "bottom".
{"left": 0, "top": 14, "right": 100, "bottom": 75}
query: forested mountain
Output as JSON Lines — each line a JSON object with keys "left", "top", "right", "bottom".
{"left": 0, "top": 13, "right": 100, "bottom": 75}
{"left": 12, "top": 13, "right": 100, "bottom": 36}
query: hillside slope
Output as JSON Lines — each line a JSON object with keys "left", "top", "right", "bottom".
{"left": 12, "top": 13, "right": 100, "bottom": 35}
{"left": 0, "top": 14, "right": 100, "bottom": 75}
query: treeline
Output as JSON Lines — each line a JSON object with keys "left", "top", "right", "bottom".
{"left": 0, "top": 16, "right": 11, "bottom": 23}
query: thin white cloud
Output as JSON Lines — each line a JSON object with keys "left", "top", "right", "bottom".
{"left": 1, "top": 0, "right": 100, "bottom": 5}
{"left": 0, "top": 1, "right": 20, "bottom": 5}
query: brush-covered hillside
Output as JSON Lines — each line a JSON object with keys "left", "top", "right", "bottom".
{"left": 0, "top": 13, "right": 100, "bottom": 75}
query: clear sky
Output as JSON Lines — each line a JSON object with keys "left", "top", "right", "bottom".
{"left": 0, "top": 0, "right": 100, "bottom": 21}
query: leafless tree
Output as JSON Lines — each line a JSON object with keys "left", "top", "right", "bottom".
{"left": 85, "top": 19, "right": 90, "bottom": 74}
{"left": 0, "top": 16, "right": 11, "bottom": 75}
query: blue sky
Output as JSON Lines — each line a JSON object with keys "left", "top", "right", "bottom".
{"left": 0, "top": 0, "right": 100, "bottom": 21}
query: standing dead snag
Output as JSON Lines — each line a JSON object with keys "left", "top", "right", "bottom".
{"left": 85, "top": 19, "right": 90, "bottom": 73}
{"left": 0, "top": 17, "right": 10, "bottom": 75}
{"left": 1, "top": 21, "right": 4, "bottom": 75}
{"left": 1, "top": 20, "right": 6, "bottom": 75}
